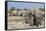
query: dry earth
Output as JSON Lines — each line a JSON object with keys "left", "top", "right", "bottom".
{"left": 8, "top": 16, "right": 44, "bottom": 29}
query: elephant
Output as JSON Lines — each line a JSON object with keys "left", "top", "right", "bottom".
{"left": 25, "top": 12, "right": 34, "bottom": 26}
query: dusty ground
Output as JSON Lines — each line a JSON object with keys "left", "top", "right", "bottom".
{"left": 8, "top": 16, "right": 44, "bottom": 29}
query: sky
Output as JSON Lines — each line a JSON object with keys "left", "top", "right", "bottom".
{"left": 8, "top": 2, "right": 45, "bottom": 9}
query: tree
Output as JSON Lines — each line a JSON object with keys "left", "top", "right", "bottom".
{"left": 10, "top": 7, "right": 15, "bottom": 13}
{"left": 38, "top": 8, "right": 45, "bottom": 12}
{"left": 24, "top": 8, "right": 28, "bottom": 11}
{"left": 16, "top": 8, "right": 20, "bottom": 16}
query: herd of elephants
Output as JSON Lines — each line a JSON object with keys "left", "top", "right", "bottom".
{"left": 8, "top": 8, "right": 45, "bottom": 27}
